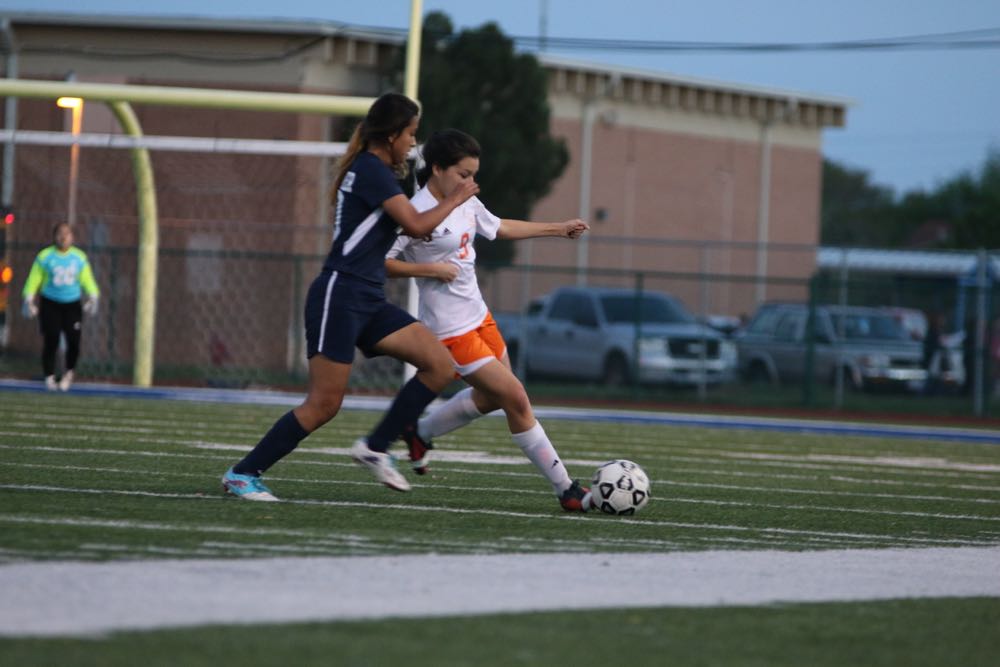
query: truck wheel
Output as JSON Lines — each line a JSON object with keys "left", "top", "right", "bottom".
{"left": 602, "top": 353, "right": 630, "bottom": 387}
{"left": 745, "top": 360, "right": 771, "bottom": 385}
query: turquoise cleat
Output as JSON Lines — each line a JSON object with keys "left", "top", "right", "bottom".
{"left": 221, "top": 467, "right": 279, "bottom": 502}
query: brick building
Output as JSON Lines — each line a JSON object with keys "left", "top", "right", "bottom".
{"left": 0, "top": 12, "right": 848, "bottom": 381}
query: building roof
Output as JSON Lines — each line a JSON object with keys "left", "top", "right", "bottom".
{"left": 538, "top": 53, "right": 853, "bottom": 110}
{"left": 2, "top": 11, "right": 850, "bottom": 117}
{"left": 0, "top": 11, "right": 406, "bottom": 42}
{"left": 817, "top": 247, "right": 1000, "bottom": 278}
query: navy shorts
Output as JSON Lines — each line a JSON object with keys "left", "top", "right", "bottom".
{"left": 304, "top": 270, "right": 417, "bottom": 363}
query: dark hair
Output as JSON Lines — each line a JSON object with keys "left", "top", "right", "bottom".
{"left": 52, "top": 222, "right": 71, "bottom": 241}
{"left": 331, "top": 92, "right": 420, "bottom": 203}
{"left": 417, "top": 129, "right": 481, "bottom": 187}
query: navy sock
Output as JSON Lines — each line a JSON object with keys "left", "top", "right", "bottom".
{"left": 367, "top": 378, "right": 438, "bottom": 452}
{"left": 233, "top": 411, "right": 309, "bottom": 476}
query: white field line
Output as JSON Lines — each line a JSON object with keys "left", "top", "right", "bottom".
{"left": 7, "top": 432, "right": 997, "bottom": 488}
{"left": 6, "top": 441, "right": 1000, "bottom": 505}
{"left": 6, "top": 427, "right": 999, "bottom": 484}
{"left": 5, "top": 413, "right": 1000, "bottom": 470}
{"left": 0, "top": 484, "right": 994, "bottom": 547}
{"left": 671, "top": 465, "right": 1000, "bottom": 492}
{"left": 6, "top": 387, "right": 1000, "bottom": 445}
{"left": 6, "top": 410, "right": 1000, "bottom": 466}
{"left": 0, "top": 515, "right": 605, "bottom": 556}
{"left": 2, "top": 546, "right": 999, "bottom": 637}
{"left": 660, "top": 453, "right": 1000, "bottom": 479}
{"left": 725, "top": 451, "right": 1000, "bottom": 474}
{"left": 8, "top": 460, "right": 1000, "bottom": 508}
{"left": 0, "top": 514, "right": 781, "bottom": 555}
{"left": 9, "top": 431, "right": 1000, "bottom": 494}
{"left": 829, "top": 475, "right": 1000, "bottom": 492}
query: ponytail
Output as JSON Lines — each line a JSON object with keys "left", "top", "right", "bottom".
{"left": 330, "top": 121, "right": 367, "bottom": 206}
{"left": 329, "top": 92, "right": 420, "bottom": 207}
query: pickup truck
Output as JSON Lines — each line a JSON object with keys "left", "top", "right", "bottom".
{"left": 735, "top": 302, "right": 928, "bottom": 390}
{"left": 494, "top": 286, "right": 737, "bottom": 386}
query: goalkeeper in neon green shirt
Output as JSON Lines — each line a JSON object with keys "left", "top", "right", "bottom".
{"left": 22, "top": 223, "right": 100, "bottom": 391}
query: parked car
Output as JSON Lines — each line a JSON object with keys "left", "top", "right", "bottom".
{"left": 495, "top": 286, "right": 737, "bottom": 386}
{"left": 735, "top": 303, "right": 927, "bottom": 391}
{"left": 882, "top": 306, "right": 964, "bottom": 389}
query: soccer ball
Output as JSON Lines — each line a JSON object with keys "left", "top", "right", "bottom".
{"left": 590, "top": 459, "right": 651, "bottom": 515}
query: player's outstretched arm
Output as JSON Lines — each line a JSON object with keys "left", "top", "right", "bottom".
{"left": 496, "top": 218, "right": 589, "bottom": 241}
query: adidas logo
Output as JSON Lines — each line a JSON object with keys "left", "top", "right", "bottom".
{"left": 442, "top": 228, "right": 452, "bottom": 235}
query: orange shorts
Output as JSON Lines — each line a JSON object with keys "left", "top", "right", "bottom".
{"left": 441, "top": 312, "right": 507, "bottom": 377}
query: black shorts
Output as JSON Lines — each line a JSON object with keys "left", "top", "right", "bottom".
{"left": 39, "top": 297, "right": 82, "bottom": 336}
{"left": 304, "top": 270, "right": 417, "bottom": 363}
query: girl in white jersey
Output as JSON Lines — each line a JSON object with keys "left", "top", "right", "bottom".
{"left": 386, "top": 129, "right": 593, "bottom": 512}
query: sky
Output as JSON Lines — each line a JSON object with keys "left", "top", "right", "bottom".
{"left": 3, "top": 0, "right": 999, "bottom": 197}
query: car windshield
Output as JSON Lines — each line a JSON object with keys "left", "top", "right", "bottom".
{"left": 601, "top": 294, "right": 695, "bottom": 324}
{"left": 830, "top": 312, "right": 907, "bottom": 341}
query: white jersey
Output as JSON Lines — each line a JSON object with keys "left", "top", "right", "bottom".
{"left": 387, "top": 186, "right": 501, "bottom": 339}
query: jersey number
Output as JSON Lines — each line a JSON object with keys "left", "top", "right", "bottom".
{"left": 52, "top": 265, "right": 79, "bottom": 287}
{"left": 457, "top": 232, "right": 471, "bottom": 259}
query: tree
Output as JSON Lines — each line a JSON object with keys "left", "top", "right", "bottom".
{"left": 822, "top": 150, "right": 1000, "bottom": 250}
{"left": 388, "top": 12, "right": 568, "bottom": 266}
{"left": 820, "top": 160, "right": 896, "bottom": 246}
{"left": 947, "top": 150, "right": 1000, "bottom": 248}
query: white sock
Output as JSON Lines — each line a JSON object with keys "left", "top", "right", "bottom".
{"left": 511, "top": 421, "right": 572, "bottom": 496}
{"left": 419, "top": 387, "right": 482, "bottom": 440}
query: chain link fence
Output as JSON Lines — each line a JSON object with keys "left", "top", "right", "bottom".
{"left": 1, "top": 141, "right": 997, "bottom": 419}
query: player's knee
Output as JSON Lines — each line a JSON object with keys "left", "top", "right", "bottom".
{"left": 421, "top": 348, "right": 455, "bottom": 385}
{"left": 502, "top": 386, "right": 533, "bottom": 420}
{"left": 299, "top": 395, "right": 342, "bottom": 429}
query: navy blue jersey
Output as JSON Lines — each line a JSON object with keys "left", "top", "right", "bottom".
{"left": 323, "top": 151, "right": 405, "bottom": 284}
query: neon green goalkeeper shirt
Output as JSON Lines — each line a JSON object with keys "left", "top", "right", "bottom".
{"left": 22, "top": 245, "right": 100, "bottom": 304}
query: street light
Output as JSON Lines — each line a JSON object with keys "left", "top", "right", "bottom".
{"left": 57, "top": 96, "right": 83, "bottom": 227}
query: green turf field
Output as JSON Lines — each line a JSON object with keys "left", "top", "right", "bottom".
{"left": 1, "top": 390, "right": 998, "bottom": 665}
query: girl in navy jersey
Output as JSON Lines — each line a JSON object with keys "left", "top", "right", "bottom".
{"left": 222, "top": 93, "right": 478, "bottom": 500}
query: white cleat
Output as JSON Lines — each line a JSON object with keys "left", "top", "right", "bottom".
{"left": 58, "top": 370, "right": 74, "bottom": 392}
{"left": 351, "top": 438, "right": 411, "bottom": 492}
{"left": 44, "top": 375, "right": 58, "bottom": 391}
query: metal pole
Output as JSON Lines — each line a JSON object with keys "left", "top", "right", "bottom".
{"left": 538, "top": 0, "right": 549, "bottom": 52}
{"left": 402, "top": 0, "right": 423, "bottom": 383}
{"left": 834, "top": 252, "right": 848, "bottom": 409}
{"left": 0, "top": 79, "right": 375, "bottom": 115}
{"left": 0, "top": 21, "right": 17, "bottom": 350}
{"left": 973, "top": 249, "right": 987, "bottom": 416}
{"left": 404, "top": 0, "right": 423, "bottom": 102}
{"left": 516, "top": 240, "right": 533, "bottom": 381}
{"left": 754, "top": 119, "right": 772, "bottom": 306}
{"left": 108, "top": 101, "right": 158, "bottom": 388}
{"left": 576, "top": 98, "right": 595, "bottom": 286}
{"left": 66, "top": 101, "right": 82, "bottom": 227}
{"left": 698, "top": 246, "right": 709, "bottom": 401}
{"left": 1, "top": 21, "right": 17, "bottom": 209}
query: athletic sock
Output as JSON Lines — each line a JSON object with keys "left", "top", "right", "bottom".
{"left": 418, "top": 386, "right": 482, "bottom": 440}
{"left": 511, "top": 421, "right": 573, "bottom": 495}
{"left": 367, "top": 377, "right": 438, "bottom": 452}
{"left": 233, "top": 410, "right": 309, "bottom": 476}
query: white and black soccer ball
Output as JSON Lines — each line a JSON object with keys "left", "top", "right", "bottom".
{"left": 590, "top": 459, "right": 651, "bottom": 515}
